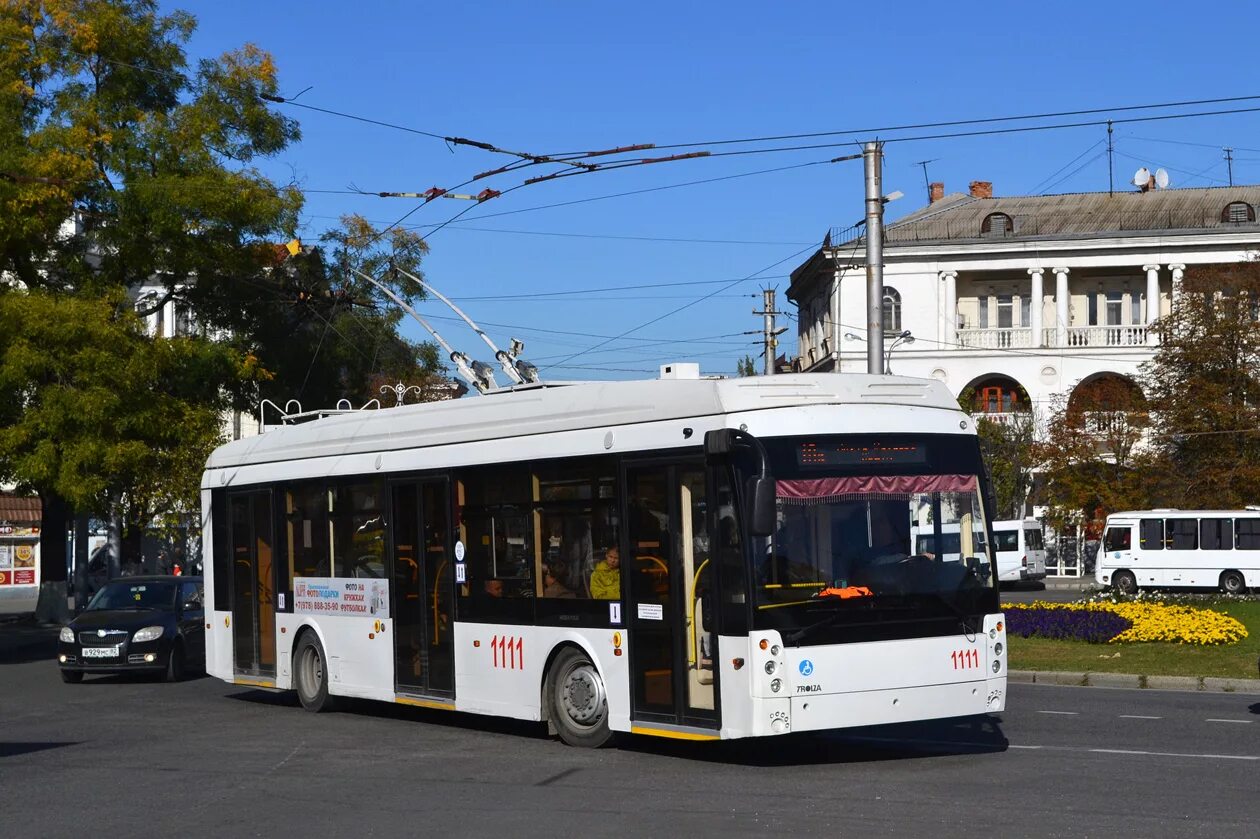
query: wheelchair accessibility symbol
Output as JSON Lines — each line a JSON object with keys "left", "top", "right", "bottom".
{"left": 799, "top": 659, "right": 814, "bottom": 677}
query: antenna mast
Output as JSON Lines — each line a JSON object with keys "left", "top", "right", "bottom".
{"left": 1107, "top": 120, "right": 1114, "bottom": 196}
{"left": 392, "top": 267, "right": 532, "bottom": 384}
{"left": 350, "top": 268, "right": 496, "bottom": 394}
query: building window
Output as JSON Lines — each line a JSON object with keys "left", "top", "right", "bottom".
{"left": 882, "top": 287, "right": 901, "bottom": 332}
{"left": 981, "top": 212, "right": 1013, "bottom": 236}
{"left": 1105, "top": 292, "right": 1123, "bottom": 326}
{"left": 996, "top": 295, "right": 1014, "bottom": 329}
{"left": 1221, "top": 202, "right": 1255, "bottom": 224}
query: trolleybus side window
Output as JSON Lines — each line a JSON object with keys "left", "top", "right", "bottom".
{"left": 536, "top": 459, "right": 619, "bottom": 599}
{"left": 1139, "top": 519, "right": 1164, "bottom": 551}
{"left": 1103, "top": 526, "right": 1131, "bottom": 553}
{"left": 1167, "top": 518, "right": 1198, "bottom": 551}
{"left": 1200, "top": 518, "right": 1232, "bottom": 551}
{"left": 282, "top": 483, "right": 331, "bottom": 612}
{"left": 330, "top": 482, "right": 386, "bottom": 578}
{"left": 1236, "top": 519, "right": 1260, "bottom": 550}
{"left": 457, "top": 466, "right": 536, "bottom": 621}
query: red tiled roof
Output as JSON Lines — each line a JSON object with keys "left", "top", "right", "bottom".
{"left": 0, "top": 493, "right": 41, "bottom": 523}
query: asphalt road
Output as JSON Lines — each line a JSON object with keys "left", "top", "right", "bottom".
{"left": 3, "top": 641, "right": 1257, "bottom": 838}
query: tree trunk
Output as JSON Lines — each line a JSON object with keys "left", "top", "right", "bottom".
{"left": 74, "top": 512, "right": 90, "bottom": 611}
{"left": 34, "top": 490, "right": 70, "bottom": 624}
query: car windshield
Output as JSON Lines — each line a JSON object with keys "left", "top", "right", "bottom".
{"left": 752, "top": 434, "right": 998, "bottom": 637}
{"left": 86, "top": 582, "right": 177, "bottom": 611}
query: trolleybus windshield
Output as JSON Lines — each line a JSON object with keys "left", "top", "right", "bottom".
{"left": 751, "top": 434, "right": 997, "bottom": 639}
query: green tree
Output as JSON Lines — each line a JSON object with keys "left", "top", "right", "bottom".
{"left": 736, "top": 354, "right": 757, "bottom": 377}
{"left": 1141, "top": 262, "right": 1260, "bottom": 507}
{"left": 1035, "top": 377, "right": 1151, "bottom": 545}
{"left": 0, "top": 290, "right": 260, "bottom": 618}
{"left": 0, "top": 3, "right": 448, "bottom": 612}
{"left": 957, "top": 388, "right": 1037, "bottom": 520}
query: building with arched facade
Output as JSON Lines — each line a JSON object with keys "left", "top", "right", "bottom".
{"left": 787, "top": 181, "right": 1260, "bottom": 427}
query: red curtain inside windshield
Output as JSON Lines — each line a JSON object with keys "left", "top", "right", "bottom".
{"left": 776, "top": 474, "right": 976, "bottom": 502}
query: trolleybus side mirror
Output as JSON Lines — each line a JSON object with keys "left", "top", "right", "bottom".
{"left": 748, "top": 477, "right": 776, "bottom": 537}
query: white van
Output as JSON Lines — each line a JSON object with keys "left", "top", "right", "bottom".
{"left": 1097, "top": 509, "right": 1260, "bottom": 594}
{"left": 915, "top": 519, "right": 1046, "bottom": 585}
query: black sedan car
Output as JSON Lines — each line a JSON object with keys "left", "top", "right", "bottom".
{"left": 58, "top": 576, "right": 205, "bottom": 683}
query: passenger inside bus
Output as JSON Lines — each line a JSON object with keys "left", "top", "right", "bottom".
{"left": 589, "top": 546, "right": 620, "bottom": 599}
{"left": 541, "top": 563, "right": 577, "bottom": 598}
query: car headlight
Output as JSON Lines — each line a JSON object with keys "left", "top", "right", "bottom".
{"left": 59, "top": 626, "right": 74, "bottom": 643}
{"left": 133, "top": 626, "right": 165, "bottom": 643}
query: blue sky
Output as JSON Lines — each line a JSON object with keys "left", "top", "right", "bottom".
{"left": 177, "top": 0, "right": 1260, "bottom": 383}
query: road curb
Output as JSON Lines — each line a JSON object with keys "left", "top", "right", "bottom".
{"left": 1010, "top": 669, "right": 1260, "bottom": 694}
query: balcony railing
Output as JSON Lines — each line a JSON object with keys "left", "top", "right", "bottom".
{"left": 956, "top": 327, "right": 1033, "bottom": 349}
{"left": 1059, "top": 325, "right": 1149, "bottom": 347}
{"left": 970, "top": 411, "right": 1034, "bottom": 428}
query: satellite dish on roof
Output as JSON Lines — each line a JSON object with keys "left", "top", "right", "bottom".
{"left": 1132, "top": 167, "right": 1151, "bottom": 187}
{"left": 1155, "top": 168, "right": 1170, "bottom": 189}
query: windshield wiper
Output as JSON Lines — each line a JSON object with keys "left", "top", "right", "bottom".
{"left": 783, "top": 610, "right": 847, "bottom": 645}
{"left": 930, "top": 592, "right": 979, "bottom": 637}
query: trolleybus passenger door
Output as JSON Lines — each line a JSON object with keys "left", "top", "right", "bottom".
{"left": 390, "top": 480, "right": 455, "bottom": 696}
{"left": 227, "top": 490, "right": 276, "bottom": 676}
{"left": 624, "top": 463, "right": 718, "bottom": 730}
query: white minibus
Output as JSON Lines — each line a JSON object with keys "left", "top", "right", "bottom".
{"left": 1096, "top": 509, "right": 1260, "bottom": 594}
{"left": 915, "top": 519, "right": 1046, "bottom": 585}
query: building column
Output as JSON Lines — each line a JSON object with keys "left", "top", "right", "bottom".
{"left": 1054, "top": 266, "right": 1070, "bottom": 347}
{"left": 940, "top": 271, "right": 958, "bottom": 347}
{"left": 1027, "top": 267, "right": 1044, "bottom": 347}
{"left": 1169, "top": 263, "right": 1186, "bottom": 313}
{"left": 1143, "top": 264, "right": 1161, "bottom": 325}
{"left": 830, "top": 266, "right": 842, "bottom": 370}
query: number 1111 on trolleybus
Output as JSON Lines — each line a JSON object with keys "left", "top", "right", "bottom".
{"left": 202, "top": 369, "right": 1006, "bottom": 747}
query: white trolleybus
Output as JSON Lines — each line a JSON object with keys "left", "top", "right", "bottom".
{"left": 1098, "top": 509, "right": 1260, "bottom": 595}
{"left": 202, "top": 370, "right": 1007, "bottom": 746}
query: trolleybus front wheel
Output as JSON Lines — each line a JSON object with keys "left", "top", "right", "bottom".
{"left": 294, "top": 633, "right": 338, "bottom": 713}
{"left": 546, "top": 647, "right": 611, "bottom": 748}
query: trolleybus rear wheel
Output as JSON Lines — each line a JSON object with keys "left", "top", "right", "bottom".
{"left": 546, "top": 647, "right": 611, "bottom": 748}
{"left": 294, "top": 633, "right": 338, "bottom": 713}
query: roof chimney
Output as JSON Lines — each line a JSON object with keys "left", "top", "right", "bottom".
{"left": 929, "top": 182, "right": 945, "bottom": 204}
{"left": 969, "top": 180, "right": 993, "bottom": 199}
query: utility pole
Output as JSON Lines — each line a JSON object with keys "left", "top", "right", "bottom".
{"left": 1106, "top": 121, "right": 1114, "bottom": 196}
{"left": 1224, "top": 147, "right": 1235, "bottom": 186}
{"left": 863, "top": 141, "right": 885, "bottom": 375}
{"left": 753, "top": 288, "right": 787, "bottom": 375}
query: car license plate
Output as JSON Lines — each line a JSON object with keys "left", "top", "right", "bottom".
{"left": 82, "top": 645, "right": 119, "bottom": 658}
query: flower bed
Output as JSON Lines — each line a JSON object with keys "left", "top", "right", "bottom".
{"left": 1003, "top": 601, "right": 1248, "bottom": 646}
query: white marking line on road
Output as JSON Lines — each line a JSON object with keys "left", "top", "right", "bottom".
{"left": 1036, "top": 710, "right": 1079, "bottom": 715}
{"left": 1090, "top": 748, "right": 1258, "bottom": 761}
{"left": 1118, "top": 715, "right": 1162, "bottom": 720}
{"left": 1205, "top": 719, "right": 1253, "bottom": 724}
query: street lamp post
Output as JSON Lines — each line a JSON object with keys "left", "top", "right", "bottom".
{"left": 884, "top": 330, "right": 914, "bottom": 374}
{"left": 845, "top": 329, "right": 914, "bottom": 374}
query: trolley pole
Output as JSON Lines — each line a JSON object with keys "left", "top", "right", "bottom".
{"left": 863, "top": 141, "right": 885, "bottom": 375}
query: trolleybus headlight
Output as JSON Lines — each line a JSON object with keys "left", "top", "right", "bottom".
{"left": 133, "top": 625, "right": 164, "bottom": 643}
{"left": 764, "top": 661, "right": 776, "bottom": 675}
{"left": 989, "top": 628, "right": 996, "bottom": 639}
{"left": 770, "top": 644, "right": 781, "bottom": 656}
{"left": 59, "top": 627, "right": 74, "bottom": 643}
{"left": 994, "top": 642, "right": 1003, "bottom": 656}
{"left": 771, "top": 678, "right": 782, "bottom": 693}
{"left": 992, "top": 660, "right": 1001, "bottom": 673}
